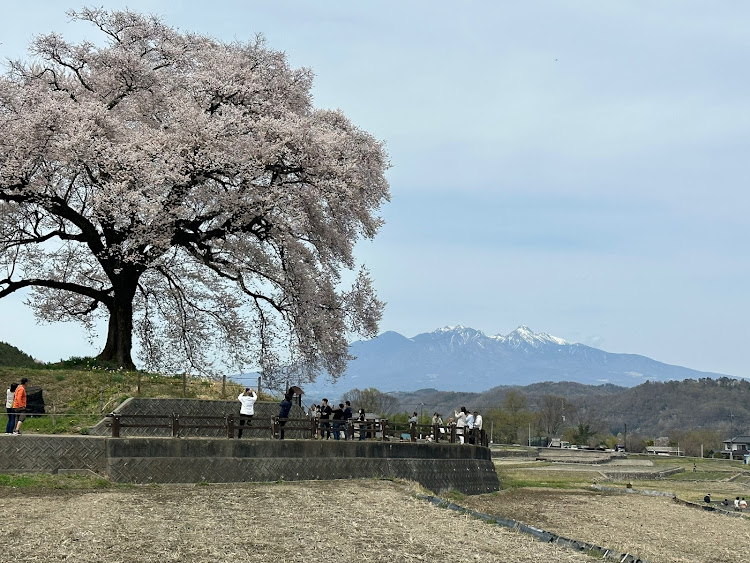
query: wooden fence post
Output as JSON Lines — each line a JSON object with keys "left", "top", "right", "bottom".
{"left": 226, "top": 414, "right": 234, "bottom": 439}
{"left": 112, "top": 414, "right": 121, "bottom": 438}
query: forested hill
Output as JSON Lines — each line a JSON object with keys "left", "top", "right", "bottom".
{"left": 391, "top": 377, "right": 750, "bottom": 437}
{"left": 0, "top": 341, "right": 38, "bottom": 367}
{"left": 578, "top": 377, "right": 750, "bottom": 437}
{"left": 391, "top": 381, "right": 625, "bottom": 421}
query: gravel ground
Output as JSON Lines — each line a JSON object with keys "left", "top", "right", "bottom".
{"left": 460, "top": 488, "right": 750, "bottom": 563}
{"left": 0, "top": 480, "right": 595, "bottom": 563}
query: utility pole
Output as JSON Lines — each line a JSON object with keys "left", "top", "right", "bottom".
{"left": 624, "top": 423, "right": 627, "bottom": 452}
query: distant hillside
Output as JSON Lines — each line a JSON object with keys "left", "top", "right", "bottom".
{"left": 577, "top": 377, "right": 750, "bottom": 437}
{"left": 391, "top": 382, "right": 626, "bottom": 421}
{"left": 391, "top": 377, "right": 750, "bottom": 439}
{"left": 0, "top": 341, "right": 39, "bottom": 368}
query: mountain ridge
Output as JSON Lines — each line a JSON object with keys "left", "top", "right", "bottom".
{"left": 303, "top": 325, "right": 732, "bottom": 399}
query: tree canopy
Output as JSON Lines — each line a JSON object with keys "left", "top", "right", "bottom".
{"left": 0, "top": 8, "right": 390, "bottom": 381}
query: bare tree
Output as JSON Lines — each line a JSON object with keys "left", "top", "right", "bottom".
{"left": 0, "top": 9, "right": 389, "bottom": 379}
{"left": 342, "top": 388, "right": 400, "bottom": 417}
{"left": 536, "top": 395, "right": 576, "bottom": 437}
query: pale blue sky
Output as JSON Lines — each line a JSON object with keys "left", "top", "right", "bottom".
{"left": 0, "top": 1, "right": 748, "bottom": 378}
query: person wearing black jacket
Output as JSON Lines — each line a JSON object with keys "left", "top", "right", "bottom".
{"left": 343, "top": 401, "right": 353, "bottom": 440}
{"left": 332, "top": 403, "right": 346, "bottom": 440}
{"left": 356, "top": 408, "right": 367, "bottom": 441}
{"left": 278, "top": 390, "right": 293, "bottom": 440}
{"left": 319, "top": 398, "right": 332, "bottom": 439}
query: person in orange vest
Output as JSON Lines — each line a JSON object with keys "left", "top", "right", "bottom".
{"left": 12, "top": 378, "right": 28, "bottom": 435}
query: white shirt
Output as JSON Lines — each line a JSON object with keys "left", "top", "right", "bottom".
{"left": 5, "top": 388, "right": 13, "bottom": 409}
{"left": 474, "top": 415, "right": 483, "bottom": 430}
{"left": 454, "top": 411, "right": 466, "bottom": 429}
{"left": 238, "top": 391, "right": 257, "bottom": 415}
{"left": 466, "top": 413, "right": 474, "bottom": 429}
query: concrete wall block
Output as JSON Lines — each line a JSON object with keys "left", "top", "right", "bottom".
{"left": 103, "top": 437, "right": 499, "bottom": 495}
{"left": 0, "top": 435, "right": 107, "bottom": 474}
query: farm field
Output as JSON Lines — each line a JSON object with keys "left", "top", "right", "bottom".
{"left": 476, "top": 454, "right": 750, "bottom": 562}
{"left": 461, "top": 488, "right": 749, "bottom": 563}
{"left": 3, "top": 455, "right": 750, "bottom": 562}
{"left": 0, "top": 479, "right": 593, "bottom": 563}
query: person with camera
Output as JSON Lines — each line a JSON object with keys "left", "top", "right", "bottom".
{"left": 278, "top": 390, "right": 293, "bottom": 440}
{"left": 237, "top": 387, "right": 257, "bottom": 438}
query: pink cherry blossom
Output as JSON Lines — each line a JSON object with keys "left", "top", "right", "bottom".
{"left": 0, "top": 8, "right": 390, "bottom": 381}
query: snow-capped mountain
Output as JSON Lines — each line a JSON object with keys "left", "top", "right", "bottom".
{"left": 303, "top": 325, "right": 731, "bottom": 398}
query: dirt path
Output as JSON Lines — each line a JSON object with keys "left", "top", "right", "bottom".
{"left": 0, "top": 480, "right": 594, "bottom": 563}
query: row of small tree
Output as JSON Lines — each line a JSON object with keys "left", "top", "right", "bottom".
{"left": 337, "top": 387, "right": 725, "bottom": 454}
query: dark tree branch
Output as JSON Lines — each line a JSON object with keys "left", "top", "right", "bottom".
{"left": 0, "top": 277, "right": 111, "bottom": 306}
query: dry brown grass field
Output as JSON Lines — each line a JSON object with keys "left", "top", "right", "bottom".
{"left": 462, "top": 488, "right": 750, "bottom": 563}
{"left": 2, "top": 455, "right": 750, "bottom": 562}
{"left": 481, "top": 455, "right": 750, "bottom": 562}
{"left": 1, "top": 479, "right": 594, "bottom": 563}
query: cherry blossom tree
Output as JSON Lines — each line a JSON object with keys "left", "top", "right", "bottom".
{"left": 0, "top": 8, "right": 389, "bottom": 381}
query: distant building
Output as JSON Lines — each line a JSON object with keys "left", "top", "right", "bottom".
{"left": 721, "top": 436, "right": 750, "bottom": 459}
{"left": 548, "top": 439, "right": 571, "bottom": 448}
{"left": 646, "top": 446, "right": 682, "bottom": 456}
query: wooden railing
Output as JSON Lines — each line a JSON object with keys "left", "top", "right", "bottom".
{"left": 108, "top": 413, "right": 236, "bottom": 438}
{"left": 105, "top": 413, "right": 488, "bottom": 446}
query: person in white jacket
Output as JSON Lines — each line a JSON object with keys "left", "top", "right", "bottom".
{"left": 5, "top": 382, "right": 17, "bottom": 434}
{"left": 454, "top": 407, "right": 467, "bottom": 444}
{"left": 237, "top": 388, "right": 257, "bottom": 438}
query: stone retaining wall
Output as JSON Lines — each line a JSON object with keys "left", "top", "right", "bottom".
{"left": 0, "top": 435, "right": 499, "bottom": 495}
{"left": 490, "top": 448, "right": 537, "bottom": 459}
{"left": 600, "top": 467, "right": 684, "bottom": 481}
{"left": 105, "top": 437, "right": 499, "bottom": 494}
{"left": 0, "top": 435, "right": 108, "bottom": 475}
{"left": 536, "top": 447, "right": 622, "bottom": 464}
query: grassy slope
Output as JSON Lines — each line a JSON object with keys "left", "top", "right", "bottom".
{"left": 0, "top": 363, "right": 269, "bottom": 434}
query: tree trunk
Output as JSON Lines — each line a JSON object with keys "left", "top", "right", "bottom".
{"left": 97, "top": 272, "right": 138, "bottom": 370}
